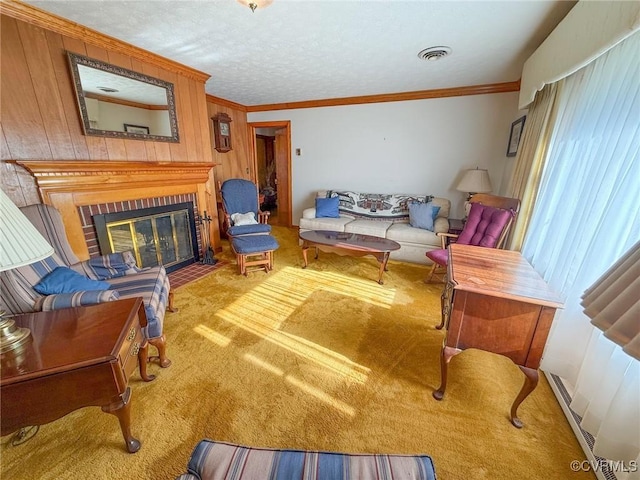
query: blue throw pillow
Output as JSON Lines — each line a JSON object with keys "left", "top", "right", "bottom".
{"left": 315, "top": 196, "right": 340, "bottom": 218}
{"left": 409, "top": 202, "right": 441, "bottom": 231}
{"left": 34, "top": 266, "right": 112, "bottom": 295}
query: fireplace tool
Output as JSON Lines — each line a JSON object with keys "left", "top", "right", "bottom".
{"left": 199, "top": 211, "right": 218, "bottom": 265}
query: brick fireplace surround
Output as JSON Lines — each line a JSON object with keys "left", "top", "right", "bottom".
{"left": 80, "top": 193, "right": 201, "bottom": 259}
{"left": 14, "top": 161, "right": 220, "bottom": 262}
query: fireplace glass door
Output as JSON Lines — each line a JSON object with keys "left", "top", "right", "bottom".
{"left": 93, "top": 201, "right": 199, "bottom": 273}
{"left": 104, "top": 210, "right": 193, "bottom": 269}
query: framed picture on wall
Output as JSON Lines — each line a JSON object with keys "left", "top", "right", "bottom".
{"left": 506, "top": 115, "right": 526, "bottom": 157}
{"left": 124, "top": 124, "right": 150, "bottom": 134}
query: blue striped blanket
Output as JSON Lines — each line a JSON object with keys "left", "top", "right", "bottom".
{"left": 176, "top": 440, "right": 437, "bottom": 480}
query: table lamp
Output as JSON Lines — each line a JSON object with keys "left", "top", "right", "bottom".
{"left": 0, "top": 190, "right": 54, "bottom": 353}
{"left": 456, "top": 167, "right": 492, "bottom": 218}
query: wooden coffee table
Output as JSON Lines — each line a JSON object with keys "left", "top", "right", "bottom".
{"left": 299, "top": 230, "right": 401, "bottom": 284}
{"left": 0, "top": 297, "right": 149, "bottom": 453}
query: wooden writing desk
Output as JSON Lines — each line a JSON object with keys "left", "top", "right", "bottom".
{"left": 0, "top": 298, "right": 149, "bottom": 452}
{"left": 433, "top": 244, "right": 563, "bottom": 427}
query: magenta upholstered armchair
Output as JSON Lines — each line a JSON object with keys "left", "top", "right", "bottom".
{"left": 425, "top": 194, "right": 520, "bottom": 282}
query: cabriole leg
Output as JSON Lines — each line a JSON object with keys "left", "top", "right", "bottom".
{"left": 102, "top": 387, "right": 140, "bottom": 453}
{"left": 510, "top": 366, "right": 539, "bottom": 428}
{"left": 433, "top": 345, "right": 461, "bottom": 401}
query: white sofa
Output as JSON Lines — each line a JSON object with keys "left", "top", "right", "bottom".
{"left": 299, "top": 190, "right": 451, "bottom": 264}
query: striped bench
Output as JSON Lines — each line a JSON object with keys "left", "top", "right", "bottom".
{"left": 176, "top": 440, "right": 437, "bottom": 480}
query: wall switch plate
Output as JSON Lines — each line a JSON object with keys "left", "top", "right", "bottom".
{"left": 295, "top": 148, "right": 301, "bottom": 156}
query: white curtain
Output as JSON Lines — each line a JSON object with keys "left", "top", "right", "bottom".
{"left": 522, "top": 31, "right": 640, "bottom": 468}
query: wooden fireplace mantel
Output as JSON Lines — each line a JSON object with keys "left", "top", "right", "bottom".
{"left": 15, "top": 160, "right": 220, "bottom": 260}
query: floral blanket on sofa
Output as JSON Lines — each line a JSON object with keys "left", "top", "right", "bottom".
{"left": 326, "top": 190, "right": 433, "bottom": 221}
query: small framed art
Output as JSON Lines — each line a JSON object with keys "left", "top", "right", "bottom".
{"left": 506, "top": 115, "right": 526, "bottom": 157}
{"left": 124, "top": 124, "right": 150, "bottom": 134}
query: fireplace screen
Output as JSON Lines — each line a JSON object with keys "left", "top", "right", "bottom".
{"left": 94, "top": 202, "right": 198, "bottom": 272}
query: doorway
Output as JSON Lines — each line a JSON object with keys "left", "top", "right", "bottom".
{"left": 249, "top": 121, "right": 292, "bottom": 227}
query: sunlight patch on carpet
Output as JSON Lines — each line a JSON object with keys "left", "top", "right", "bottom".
{"left": 218, "top": 307, "right": 370, "bottom": 384}
{"left": 294, "top": 268, "right": 397, "bottom": 308}
{"left": 217, "top": 266, "right": 395, "bottom": 332}
{"left": 244, "top": 353, "right": 285, "bottom": 376}
{"left": 259, "top": 267, "right": 396, "bottom": 312}
{"left": 285, "top": 375, "right": 356, "bottom": 416}
{"left": 193, "top": 324, "right": 232, "bottom": 347}
{"left": 243, "top": 353, "right": 356, "bottom": 415}
{"left": 215, "top": 267, "right": 378, "bottom": 384}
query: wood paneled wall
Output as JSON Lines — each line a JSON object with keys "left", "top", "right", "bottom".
{"left": 0, "top": 13, "right": 214, "bottom": 207}
{"left": 206, "top": 97, "right": 253, "bottom": 185}
{"left": 0, "top": 9, "right": 225, "bottom": 251}
{"left": 205, "top": 96, "right": 253, "bottom": 237}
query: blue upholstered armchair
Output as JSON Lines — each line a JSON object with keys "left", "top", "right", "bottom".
{"left": 0, "top": 204, "right": 174, "bottom": 381}
{"left": 219, "top": 179, "right": 272, "bottom": 238}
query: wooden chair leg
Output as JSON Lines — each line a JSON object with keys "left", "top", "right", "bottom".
{"left": 148, "top": 335, "right": 171, "bottom": 368}
{"left": 425, "top": 263, "right": 437, "bottom": 283}
{"left": 237, "top": 253, "right": 245, "bottom": 275}
{"left": 235, "top": 250, "right": 275, "bottom": 276}
{"left": 167, "top": 290, "right": 178, "bottom": 313}
{"left": 137, "top": 342, "right": 156, "bottom": 382}
{"left": 425, "top": 262, "right": 447, "bottom": 283}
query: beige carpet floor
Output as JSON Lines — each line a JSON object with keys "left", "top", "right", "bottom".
{"left": 1, "top": 226, "right": 593, "bottom": 479}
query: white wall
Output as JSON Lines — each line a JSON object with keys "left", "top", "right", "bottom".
{"left": 497, "top": 106, "right": 529, "bottom": 196}
{"left": 150, "top": 110, "right": 171, "bottom": 136}
{"left": 96, "top": 102, "right": 153, "bottom": 132}
{"left": 249, "top": 92, "right": 521, "bottom": 223}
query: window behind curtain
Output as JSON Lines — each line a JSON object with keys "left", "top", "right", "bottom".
{"left": 522, "top": 32, "right": 639, "bottom": 464}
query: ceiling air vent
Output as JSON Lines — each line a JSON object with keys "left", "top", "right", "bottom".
{"left": 97, "top": 86, "right": 119, "bottom": 93}
{"left": 417, "top": 46, "right": 452, "bottom": 62}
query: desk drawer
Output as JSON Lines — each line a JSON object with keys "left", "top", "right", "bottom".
{"left": 118, "top": 320, "right": 143, "bottom": 380}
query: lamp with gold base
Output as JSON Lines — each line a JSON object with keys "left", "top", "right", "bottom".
{"left": 0, "top": 311, "right": 32, "bottom": 353}
{"left": 0, "top": 190, "right": 54, "bottom": 353}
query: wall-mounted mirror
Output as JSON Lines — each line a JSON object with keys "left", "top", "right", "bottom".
{"left": 67, "top": 52, "right": 179, "bottom": 142}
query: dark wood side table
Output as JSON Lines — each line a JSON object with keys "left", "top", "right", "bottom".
{"left": 0, "top": 297, "right": 149, "bottom": 453}
{"left": 432, "top": 244, "right": 564, "bottom": 428}
{"left": 448, "top": 218, "right": 465, "bottom": 236}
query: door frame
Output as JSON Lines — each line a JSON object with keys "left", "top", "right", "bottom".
{"left": 247, "top": 121, "right": 292, "bottom": 228}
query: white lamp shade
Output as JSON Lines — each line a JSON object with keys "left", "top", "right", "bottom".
{"left": 456, "top": 168, "right": 493, "bottom": 194}
{"left": 0, "top": 190, "right": 54, "bottom": 271}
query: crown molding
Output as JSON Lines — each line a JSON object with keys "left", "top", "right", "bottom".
{"left": 1, "top": 0, "right": 520, "bottom": 111}
{"left": 0, "top": 0, "right": 210, "bottom": 83}
{"left": 245, "top": 81, "right": 521, "bottom": 112}
{"left": 206, "top": 94, "right": 247, "bottom": 112}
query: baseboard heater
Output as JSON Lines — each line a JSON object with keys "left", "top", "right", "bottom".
{"left": 546, "top": 372, "right": 618, "bottom": 480}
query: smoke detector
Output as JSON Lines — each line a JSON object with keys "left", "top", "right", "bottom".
{"left": 417, "top": 46, "right": 452, "bottom": 62}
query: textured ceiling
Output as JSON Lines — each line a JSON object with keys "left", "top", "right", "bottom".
{"left": 26, "top": 0, "right": 576, "bottom": 106}
{"left": 78, "top": 65, "right": 170, "bottom": 105}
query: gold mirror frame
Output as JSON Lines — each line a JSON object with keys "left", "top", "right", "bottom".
{"left": 67, "top": 51, "right": 180, "bottom": 143}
